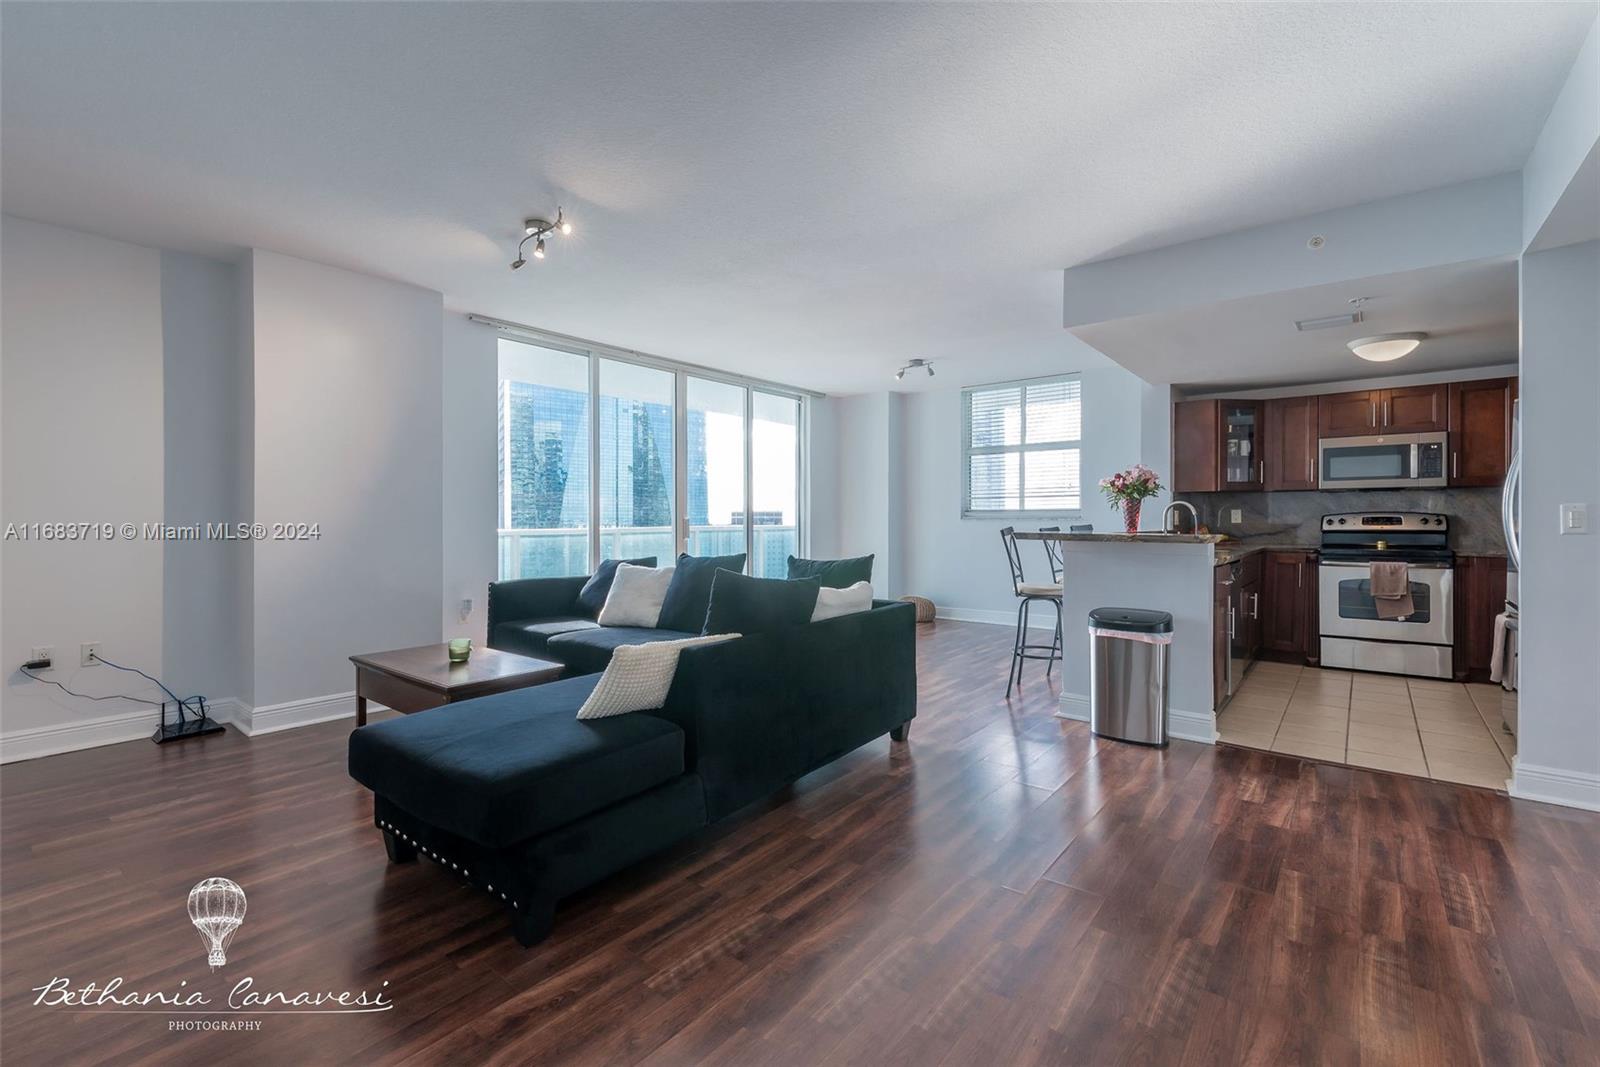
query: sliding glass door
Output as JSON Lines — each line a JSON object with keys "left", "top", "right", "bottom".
{"left": 686, "top": 377, "right": 747, "bottom": 559}
{"left": 598, "top": 359, "right": 675, "bottom": 563}
{"left": 497, "top": 340, "right": 591, "bottom": 578}
{"left": 751, "top": 391, "right": 800, "bottom": 577}
{"left": 498, "top": 336, "right": 804, "bottom": 579}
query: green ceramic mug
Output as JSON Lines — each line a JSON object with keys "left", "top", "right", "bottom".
{"left": 447, "top": 637, "right": 472, "bottom": 663}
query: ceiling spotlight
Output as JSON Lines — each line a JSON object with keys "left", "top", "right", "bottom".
{"left": 895, "top": 358, "right": 934, "bottom": 381}
{"left": 1348, "top": 332, "right": 1426, "bottom": 362}
{"left": 511, "top": 207, "right": 573, "bottom": 270}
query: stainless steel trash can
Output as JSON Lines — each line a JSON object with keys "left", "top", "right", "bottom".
{"left": 1088, "top": 607, "right": 1174, "bottom": 746}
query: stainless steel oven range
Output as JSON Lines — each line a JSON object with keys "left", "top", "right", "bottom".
{"left": 1318, "top": 511, "right": 1454, "bottom": 679}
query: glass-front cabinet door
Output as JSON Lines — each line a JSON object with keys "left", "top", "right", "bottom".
{"left": 1221, "top": 400, "right": 1264, "bottom": 490}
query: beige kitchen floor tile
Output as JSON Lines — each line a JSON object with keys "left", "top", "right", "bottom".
{"left": 1271, "top": 737, "right": 1346, "bottom": 763}
{"left": 1280, "top": 712, "right": 1348, "bottom": 732}
{"left": 1427, "top": 762, "right": 1511, "bottom": 791}
{"left": 1348, "top": 704, "right": 1416, "bottom": 724}
{"left": 1274, "top": 724, "right": 1348, "bottom": 749}
{"left": 1229, "top": 691, "right": 1292, "bottom": 713}
{"left": 1420, "top": 729, "right": 1504, "bottom": 755}
{"left": 1345, "top": 749, "right": 1430, "bottom": 777}
{"left": 1427, "top": 751, "right": 1510, "bottom": 777}
{"left": 1350, "top": 692, "right": 1414, "bottom": 709}
{"left": 1347, "top": 722, "right": 1425, "bottom": 747}
{"left": 1218, "top": 728, "right": 1278, "bottom": 750}
{"left": 1287, "top": 693, "right": 1351, "bottom": 713}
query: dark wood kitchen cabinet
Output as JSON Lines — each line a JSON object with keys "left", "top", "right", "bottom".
{"left": 1172, "top": 399, "right": 1264, "bottom": 493}
{"left": 1448, "top": 377, "right": 1515, "bottom": 486}
{"left": 1261, "top": 551, "right": 1318, "bottom": 664}
{"left": 1318, "top": 384, "right": 1447, "bottom": 438}
{"left": 1263, "top": 395, "right": 1319, "bottom": 490}
{"left": 1454, "top": 554, "right": 1509, "bottom": 682}
{"left": 1318, "top": 389, "right": 1381, "bottom": 437}
{"left": 1381, "top": 383, "right": 1449, "bottom": 433}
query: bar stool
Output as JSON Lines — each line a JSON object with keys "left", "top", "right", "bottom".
{"left": 1000, "top": 527, "right": 1064, "bottom": 697}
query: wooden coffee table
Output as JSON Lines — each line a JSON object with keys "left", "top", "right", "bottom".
{"left": 349, "top": 644, "right": 564, "bottom": 726}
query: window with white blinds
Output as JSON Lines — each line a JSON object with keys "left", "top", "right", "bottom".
{"left": 962, "top": 375, "right": 1082, "bottom": 515}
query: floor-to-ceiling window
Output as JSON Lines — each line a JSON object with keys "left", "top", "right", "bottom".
{"left": 497, "top": 333, "right": 805, "bottom": 579}
{"left": 497, "top": 340, "right": 591, "bottom": 578}
{"left": 751, "top": 391, "right": 800, "bottom": 576}
{"left": 598, "top": 358, "right": 676, "bottom": 563}
{"left": 686, "top": 376, "right": 748, "bottom": 559}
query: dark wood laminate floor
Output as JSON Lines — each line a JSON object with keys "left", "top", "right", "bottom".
{"left": 4, "top": 621, "right": 1599, "bottom": 1066}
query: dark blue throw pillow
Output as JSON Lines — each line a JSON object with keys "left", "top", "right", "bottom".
{"left": 703, "top": 569, "right": 821, "bottom": 635}
{"left": 786, "top": 553, "right": 875, "bottom": 589}
{"left": 576, "top": 556, "right": 657, "bottom": 619}
{"left": 656, "top": 552, "right": 747, "bottom": 633}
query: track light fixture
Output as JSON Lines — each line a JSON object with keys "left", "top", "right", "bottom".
{"left": 510, "top": 208, "right": 573, "bottom": 269}
{"left": 895, "top": 358, "right": 934, "bottom": 381}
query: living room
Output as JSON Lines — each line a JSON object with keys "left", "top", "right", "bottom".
{"left": 3, "top": 3, "right": 1599, "bottom": 1065}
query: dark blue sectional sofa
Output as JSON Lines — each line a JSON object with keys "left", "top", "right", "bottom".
{"left": 347, "top": 575, "right": 915, "bottom": 946}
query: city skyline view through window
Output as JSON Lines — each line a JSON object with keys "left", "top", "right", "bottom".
{"left": 497, "top": 338, "right": 801, "bottom": 580}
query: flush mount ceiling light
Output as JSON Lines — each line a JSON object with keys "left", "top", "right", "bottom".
{"left": 1348, "top": 332, "right": 1427, "bottom": 363}
{"left": 895, "top": 358, "right": 934, "bottom": 381}
{"left": 510, "top": 208, "right": 574, "bottom": 269}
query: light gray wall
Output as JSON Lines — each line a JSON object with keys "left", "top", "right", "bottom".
{"left": 441, "top": 313, "right": 498, "bottom": 644}
{"left": 1062, "top": 173, "right": 1523, "bottom": 327}
{"left": 804, "top": 396, "right": 841, "bottom": 560}
{"left": 846, "top": 363, "right": 1151, "bottom": 622}
{"left": 1, "top": 217, "right": 166, "bottom": 745}
{"left": 1523, "top": 13, "right": 1599, "bottom": 249}
{"left": 160, "top": 251, "right": 244, "bottom": 702}
{"left": 246, "top": 250, "right": 445, "bottom": 707}
{"left": 1515, "top": 239, "right": 1600, "bottom": 805}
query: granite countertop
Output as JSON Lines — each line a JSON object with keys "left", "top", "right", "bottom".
{"left": 1011, "top": 531, "right": 1227, "bottom": 545}
{"left": 1213, "top": 542, "right": 1318, "bottom": 566}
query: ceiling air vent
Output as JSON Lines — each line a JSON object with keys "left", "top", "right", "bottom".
{"left": 1294, "top": 311, "right": 1363, "bottom": 332}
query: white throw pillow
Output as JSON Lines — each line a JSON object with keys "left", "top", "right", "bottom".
{"left": 597, "top": 564, "right": 674, "bottom": 628}
{"left": 576, "top": 634, "right": 740, "bottom": 720}
{"left": 810, "top": 581, "right": 874, "bottom": 622}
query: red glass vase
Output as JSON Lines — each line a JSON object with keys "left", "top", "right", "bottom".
{"left": 1122, "top": 499, "right": 1141, "bottom": 533}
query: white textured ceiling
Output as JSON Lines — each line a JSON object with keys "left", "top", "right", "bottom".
{"left": 1073, "top": 258, "right": 1520, "bottom": 392}
{"left": 2, "top": 2, "right": 1593, "bottom": 394}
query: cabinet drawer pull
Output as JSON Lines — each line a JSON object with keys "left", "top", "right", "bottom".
{"left": 1452, "top": 451, "right": 1459, "bottom": 479}
{"left": 1370, "top": 400, "right": 1376, "bottom": 427}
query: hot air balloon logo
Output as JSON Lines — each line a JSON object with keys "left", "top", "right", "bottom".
{"left": 187, "top": 877, "right": 247, "bottom": 970}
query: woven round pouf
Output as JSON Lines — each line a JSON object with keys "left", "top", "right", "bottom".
{"left": 898, "top": 595, "right": 936, "bottom": 624}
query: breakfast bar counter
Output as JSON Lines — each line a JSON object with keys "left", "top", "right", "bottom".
{"left": 1013, "top": 530, "right": 1222, "bottom": 741}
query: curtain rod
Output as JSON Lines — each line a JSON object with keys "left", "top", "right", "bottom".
{"left": 465, "top": 314, "right": 827, "bottom": 399}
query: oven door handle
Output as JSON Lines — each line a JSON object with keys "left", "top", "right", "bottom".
{"left": 1319, "top": 561, "right": 1452, "bottom": 571}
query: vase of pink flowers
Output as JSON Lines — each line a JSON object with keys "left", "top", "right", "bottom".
{"left": 1098, "top": 465, "right": 1164, "bottom": 533}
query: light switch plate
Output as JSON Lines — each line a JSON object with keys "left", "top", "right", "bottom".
{"left": 1229, "top": 509, "right": 1243, "bottom": 524}
{"left": 1559, "top": 503, "right": 1589, "bottom": 535}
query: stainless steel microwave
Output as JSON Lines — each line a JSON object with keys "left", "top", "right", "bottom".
{"left": 1318, "top": 432, "right": 1448, "bottom": 490}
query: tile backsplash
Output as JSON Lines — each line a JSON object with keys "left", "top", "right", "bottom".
{"left": 1186, "top": 488, "right": 1507, "bottom": 555}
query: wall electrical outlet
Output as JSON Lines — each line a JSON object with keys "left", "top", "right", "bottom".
{"left": 1559, "top": 503, "right": 1590, "bottom": 535}
{"left": 29, "top": 646, "right": 54, "bottom": 668}
{"left": 80, "top": 642, "right": 103, "bottom": 667}
{"left": 1229, "top": 509, "right": 1243, "bottom": 525}
{"left": 459, "top": 598, "right": 473, "bottom": 621}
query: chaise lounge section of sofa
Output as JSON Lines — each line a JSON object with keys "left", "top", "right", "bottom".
{"left": 347, "top": 599, "right": 915, "bottom": 945}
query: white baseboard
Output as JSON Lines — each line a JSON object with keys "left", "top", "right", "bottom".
{"left": 1509, "top": 759, "right": 1600, "bottom": 812}
{"left": 935, "top": 605, "right": 1059, "bottom": 630}
{"left": 1056, "top": 692, "right": 1216, "bottom": 744}
{"left": 230, "top": 692, "right": 365, "bottom": 737}
{"left": 0, "top": 698, "right": 244, "bottom": 764}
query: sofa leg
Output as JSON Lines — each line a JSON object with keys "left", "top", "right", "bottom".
{"left": 889, "top": 722, "right": 911, "bottom": 743}
{"left": 510, "top": 898, "right": 556, "bottom": 947}
{"left": 383, "top": 829, "right": 417, "bottom": 864}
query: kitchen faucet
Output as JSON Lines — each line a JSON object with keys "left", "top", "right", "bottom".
{"left": 1163, "top": 500, "right": 1199, "bottom": 535}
